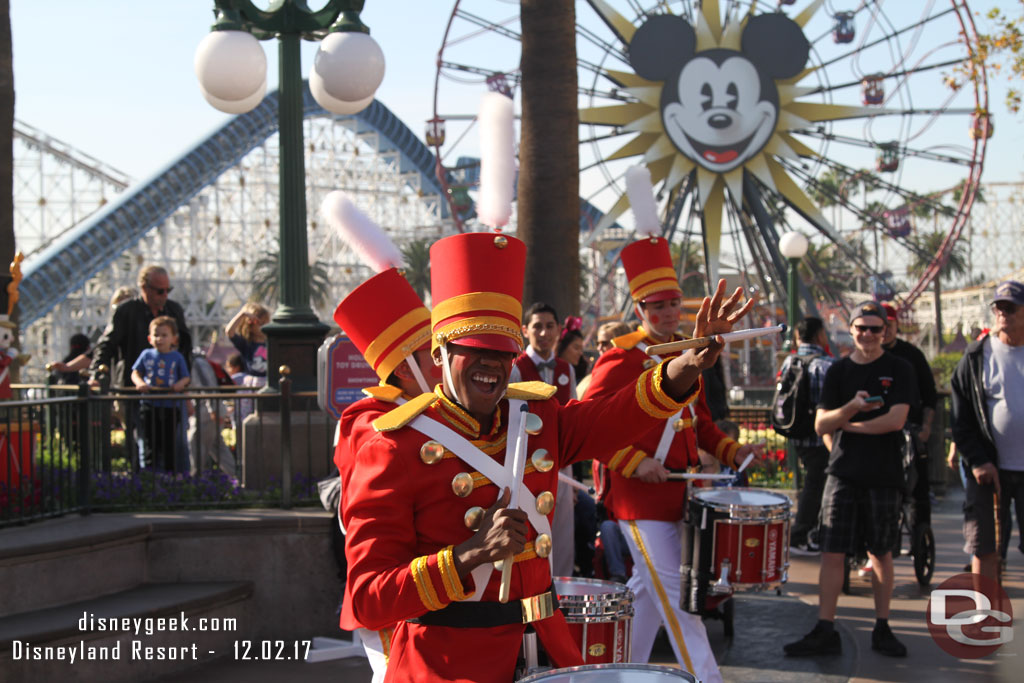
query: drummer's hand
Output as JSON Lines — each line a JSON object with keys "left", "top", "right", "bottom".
{"left": 735, "top": 442, "right": 765, "bottom": 469}
{"left": 634, "top": 457, "right": 669, "bottom": 484}
{"left": 453, "top": 488, "right": 528, "bottom": 579}
{"left": 688, "top": 279, "right": 758, "bottom": 370}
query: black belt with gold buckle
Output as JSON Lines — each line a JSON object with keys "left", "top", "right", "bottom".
{"left": 408, "top": 587, "right": 558, "bottom": 628}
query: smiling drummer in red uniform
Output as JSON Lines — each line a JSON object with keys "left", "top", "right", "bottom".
{"left": 341, "top": 231, "right": 755, "bottom": 683}
{"left": 585, "top": 236, "right": 763, "bottom": 683}
{"left": 332, "top": 266, "right": 440, "bottom": 681}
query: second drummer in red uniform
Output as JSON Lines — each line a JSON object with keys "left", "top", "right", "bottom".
{"left": 342, "top": 232, "right": 755, "bottom": 683}
{"left": 585, "top": 236, "right": 763, "bottom": 683}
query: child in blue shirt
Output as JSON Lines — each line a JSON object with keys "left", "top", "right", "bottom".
{"left": 132, "top": 316, "right": 190, "bottom": 471}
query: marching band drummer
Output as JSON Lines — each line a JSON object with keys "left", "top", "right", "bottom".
{"left": 584, "top": 236, "right": 764, "bottom": 683}
{"left": 332, "top": 266, "right": 440, "bottom": 682}
{"left": 341, "top": 231, "right": 754, "bottom": 683}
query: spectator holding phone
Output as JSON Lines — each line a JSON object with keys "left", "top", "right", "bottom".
{"left": 785, "top": 301, "right": 914, "bottom": 659}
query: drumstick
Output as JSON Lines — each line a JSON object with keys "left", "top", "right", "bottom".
{"left": 737, "top": 453, "right": 755, "bottom": 473}
{"left": 994, "top": 490, "right": 1002, "bottom": 565}
{"left": 499, "top": 404, "right": 530, "bottom": 604}
{"left": 645, "top": 324, "right": 786, "bottom": 356}
{"left": 666, "top": 472, "right": 737, "bottom": 481}
{"left": 558, "top": 472, "right": 594, "bottom": 495}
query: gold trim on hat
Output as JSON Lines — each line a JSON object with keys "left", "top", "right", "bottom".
{"left": 361, "top": 307, "right": 432, "bottom": 380}
{"left": 432, "top": 292, "right": 523, "bottom": 327}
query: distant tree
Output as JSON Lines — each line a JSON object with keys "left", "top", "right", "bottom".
{"left": 1, "top": 0, "right": 14, "bottom": 313}
{"left": 947, "top": 2, "right": 1023, "bottom": 113}
{"left": 251, "top": 246, "right": 331, "bottom": 312}
{"left": 907, "top": 231, "right": 969, "bottom": 355}
{"left": 400, "top": 238, "right": 431, "bottom": 301}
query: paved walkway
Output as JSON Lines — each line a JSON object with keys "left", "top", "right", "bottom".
{"left": 155, "top": 482, "right": 1022, "bottom": 682}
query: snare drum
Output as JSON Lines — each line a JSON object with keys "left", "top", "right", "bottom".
{"left": 519, "top": 663, "right": 697, "bottom": 682}
{"left": 553, "top": 577, "right": 633, "bottom": 664}
{"left": 682, "top": 487, "right": 791, "bottom": 614}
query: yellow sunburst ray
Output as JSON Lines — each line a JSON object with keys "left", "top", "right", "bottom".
{"left": 766, "top": 157, "right": 830, "bottom": 229}
{"left": 701, "top": 0, "right": 723, "bottom": 45}
{"left": 778, "top": 132, "right": 819, "bottom": 159}
{"left": 606, "top": 133, "right": 660, "bottom": 162}
{"left": 665, "top": 156, "right": 696, "bottom": 192}
{"left": 764, "top": 136, "right": 798, "bottom": 160}
{"left": 777, "top": 85, "right": 817, "bottom": 106}
{"left": 642, "top": 136, "right": 678, "bottom": 164}
{"left": 623, "top": 110, "right": 665, "bottom": 134}
{"left": 593, "top": 193, "right": 631, "bottom": 234}
{"left": 647, "top": 156, "right": 675, "bottom": 185}
{"left": 719, "top": 16, "right": 743, "bottom": 50}
{"left": 587, "top": 0, "right": 637, "bottom": 44}
{"left": 701, "top": 179, "right": 725, "bottom": 287}
{"left": 623, "top": 86, "right": 663, "bottom": 108}
{"left": 794, "top": 0, "right": 827, "bottom": 29}
{"left": 604, "top": 70, "right": 657, "bottom": 88}
{"left": 786, "top": 102, "right": 882, "bottom": 122}
{"left": 696, "top": 167, "right": 718, "bottom": 209}
{"left": 580, "top": 102, "right": 654, "bottom": 126}
{"left": 776, "top": 110, "right": 812, "bottom": 132}
{"left": 723, "top": 168, "right": 744, "bottom": 207}
{"left": 744, "top": 153, "right": 776, "bottom": 193}
{"left": 779, "top": 66, "right": 819, "bottom": 86}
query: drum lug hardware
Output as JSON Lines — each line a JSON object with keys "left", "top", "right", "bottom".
{"left": 711, "top": 559, "right": 733, "bottom": 595}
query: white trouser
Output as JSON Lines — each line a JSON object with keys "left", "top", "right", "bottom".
{"left": 357, "top": 628, "right": 388, "bottom": 683}
{"left": 551, "top": 467, "right": 576, "bottom": 577}
{"left": 618, "top": 519, "right": 722, "bottom": 683}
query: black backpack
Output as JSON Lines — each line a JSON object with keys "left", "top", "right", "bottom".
{"left": 771, "top": 355, "right": 821, "bottom": 439}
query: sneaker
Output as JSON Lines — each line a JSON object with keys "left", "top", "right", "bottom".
{"left": 790, "top": 540, "right": 821, "bottom": 556}
{"left": 858, "top": 560, "right": 874, "bottom": 577}
{"left": 872, "top": 623, "right": 908, "bottom": 657}
{"left": 784, "top": 624, "right": 842, "bottom": 657}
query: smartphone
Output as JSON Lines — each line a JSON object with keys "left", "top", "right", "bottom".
{"left": 865, "top": 395, "right": 883, "bottom": 405}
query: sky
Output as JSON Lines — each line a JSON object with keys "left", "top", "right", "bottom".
{"left": 10, "top": 0, "right": 1023, "bottom": 218}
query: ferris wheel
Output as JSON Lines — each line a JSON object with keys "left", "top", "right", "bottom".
{"left": 429, "top": 0, "right": 988, "bottom": 315}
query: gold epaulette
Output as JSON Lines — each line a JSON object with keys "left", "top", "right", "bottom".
{"left": 507, "top": 381, "right": 557, "bottom": 401}
{"left": 373, "top": 393, "right": 436, "bottom": 432}
{"left": 611, "top": 328, "right": 647, "bottom": 350}
{"left": 361, "top": 384, "right": 405, "bottom": 402}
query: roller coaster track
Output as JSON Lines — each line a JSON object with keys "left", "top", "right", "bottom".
{"left": 18, "top": 83, "right": 446, "bottom": 327}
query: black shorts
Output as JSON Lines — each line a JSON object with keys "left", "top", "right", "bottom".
{"left": 963, "top": 471, "right": 998, "bottom": 556}
{"left": 818, "top": 475, "right": 901, "bottom": 556}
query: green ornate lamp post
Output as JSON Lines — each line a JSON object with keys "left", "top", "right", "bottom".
{"left": 779, "top": 230, "right": 809, "bottom": 490}
{"left": 194, "top": 0, "right": 385, "bottom": 392}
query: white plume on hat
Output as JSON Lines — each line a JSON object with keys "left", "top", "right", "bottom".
{"left": 321, "top": 190, "right": 404, "bottom": 273}
{"left": 477, "top": 91, "right": 516, "bottom": 228}
{"left": 625, "top": 165, "right": 661, "bottom": 237}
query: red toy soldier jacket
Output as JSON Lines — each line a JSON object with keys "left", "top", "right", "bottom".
{"left": 585, "top": 329, "right": 740, "bottom": 522}
{"left": 342, "top": 365, "right": 699, "bottom": 683}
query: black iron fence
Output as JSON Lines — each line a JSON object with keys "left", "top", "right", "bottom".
{"left": 1, "top": 377, "right": 334, "bottom": 528}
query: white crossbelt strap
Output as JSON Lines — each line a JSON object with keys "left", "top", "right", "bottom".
{"left": 408, "top": 404, "right": 554, "bottom": 596}
{"left": 637, "top": 341, "right": 682, "bottom": 465}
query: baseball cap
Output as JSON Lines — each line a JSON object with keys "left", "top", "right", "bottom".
{"left": 992, "top": 280, "right": 1024, "bottom": 307}
{"left": 851, "top": 300, "right": 887, "bottom": 323}
{"left": 880, "top": 303, "right": 898, "bottom": 321}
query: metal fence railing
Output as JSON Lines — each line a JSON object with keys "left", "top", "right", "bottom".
{"left": 1, "top": 375, "right": 333, "bottom": 528}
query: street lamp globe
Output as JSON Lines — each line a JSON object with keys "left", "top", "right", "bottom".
{"left": 309, "top": 71, "right": 375, "bottom": 115}
{"left": 194, "top": 30, "right": 267, "bottom": 109}
{"left": 311, "top": 31, "right": 386, "bottom": 103}
{"left": 779, "top": 231, "right": 809, "bottom": 260}
{"left": 199, "top": 80, "right": 268, "bottom": 115}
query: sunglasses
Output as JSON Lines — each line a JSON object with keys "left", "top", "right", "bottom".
{"left": 146, "top": 284, "right": 173, "bottom": 295}
{"left": 992, "top": 301, "right": 1020, "bottom": 315}
{"left": 853, "top": 324, "right": 884, "bottom": 334}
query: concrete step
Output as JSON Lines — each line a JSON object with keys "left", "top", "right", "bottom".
{"left": 0, "top": 581, "right": 252, "bottom": 683}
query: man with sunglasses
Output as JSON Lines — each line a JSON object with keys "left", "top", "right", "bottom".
{"left": 785, "top": 300, "right": 913, "bottom": 659}
{"left": 91, "top": 266, "right": 192, "bottom": 467}
{"left": 951, "top": 280, "right": 1024, "bottom": 582}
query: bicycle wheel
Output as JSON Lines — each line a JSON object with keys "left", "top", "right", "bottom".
{"left": 913, "top": 523, "right": 936, "bottom": 586}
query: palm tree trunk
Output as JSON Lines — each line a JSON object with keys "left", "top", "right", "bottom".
{"left": 518, "top": 1, "right": 579, "bottom": 317}
{"left": 0, "top": 0, "right": 16, "bottom": 323}
{"left": 933, "top": 276, "right": 942, "bottom": 357}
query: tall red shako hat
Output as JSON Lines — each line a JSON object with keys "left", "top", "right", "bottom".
{"left": 324, "top": 191, "right": 431, "bottom": 385}
{"left": 429, "top": 232, "right": 525, "bottom": 354}
{"left": 621, "top": 165, "right": 683, "bottom": 303}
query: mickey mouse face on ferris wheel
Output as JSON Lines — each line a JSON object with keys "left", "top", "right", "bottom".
{"left": 628, "top": 13, "right": 810, "bottom": 174}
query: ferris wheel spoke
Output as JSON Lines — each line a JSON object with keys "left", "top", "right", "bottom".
{"left": 451, "top": 9, "right": 521, "bottom": 44}
{"left": 793, "top": 129, "right": 974, "bottom": 166}
{"left": 801, "top": 56, "right": 964, "bottom": 97}
{"left": 577, "top": 23, "right": 629, "bottom": 64}
{"left": 813, "top": 5, "right": 956, "bottom": 70}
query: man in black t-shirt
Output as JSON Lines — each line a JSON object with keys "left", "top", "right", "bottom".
{"left": 881, "top": 303, "right": 937, "bottom": 525}
{"left": 785, "top": 301, "right": 913, "bottom": 659}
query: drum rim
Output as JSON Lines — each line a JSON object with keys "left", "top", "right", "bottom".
{"left": 553, "top": 576, "right": 633, "bottom": 602}
{"left": 518, "top": 662, "right": 698, "bottom": 681}
{"left": 692, "top": 486, "right": 791, "bottom": 513}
